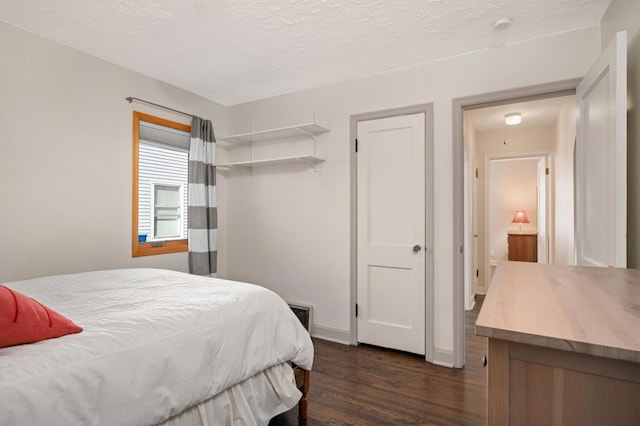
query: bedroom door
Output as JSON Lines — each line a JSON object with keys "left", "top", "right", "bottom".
{"left": 356, "top": 113, "right": 426, "bottom": 355}
{"left": 576, "top": 31, "right": 627, "bottom": 268}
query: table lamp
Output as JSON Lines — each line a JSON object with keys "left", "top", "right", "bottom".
{"left": 512, "top": 210, "right": 530, "bottom": 232}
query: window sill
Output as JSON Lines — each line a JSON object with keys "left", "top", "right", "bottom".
{"left": 132, "top": 239, "right": 188, "bottom": 257}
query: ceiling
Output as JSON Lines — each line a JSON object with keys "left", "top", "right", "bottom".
{"left": 0, "top": 0, "right": 611, "bottom": 106}
{"left": 465, "top": 95, "right": 576, "bottom": 132}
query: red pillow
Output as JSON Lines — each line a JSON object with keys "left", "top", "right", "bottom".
{"left": 0, "top": 285, "right": 82, "bottom": 348}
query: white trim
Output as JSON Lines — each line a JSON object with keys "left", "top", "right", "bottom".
{"left": 467, "top": 298, "right": 476, "bottom": 311}
{"left": 311, "top": 325, "right": 351, "bottom": 345}
{"left": 432, "top": 348, "right": 454, "bottom": 368}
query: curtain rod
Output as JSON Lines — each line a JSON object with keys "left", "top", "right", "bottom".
{"left": 126, "top": 97, "right": 196, "bottom": 119}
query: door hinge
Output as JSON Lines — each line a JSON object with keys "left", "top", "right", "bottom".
{"left": 355, "top": 303, "right": 358, "bottom": 318}
{"left": 475, "top": 168, "right": 479, "bottom": 178}
{"left": 355, "top": 138, "right": 358, "bottom": 153}
{"left": 545, "top": 167, "right": 549, "bottom": 175}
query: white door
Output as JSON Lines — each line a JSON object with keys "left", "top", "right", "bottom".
{"left": 537, "top": 157, "right": 548, "bottom": 263}
{"left": 357, "top": 113, "right": 426, "bottom": 355}
{"left": 576, "top": 31, "right": 627, "bottom": 268}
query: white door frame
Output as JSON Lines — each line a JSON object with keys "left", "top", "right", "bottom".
{"left": 463, "top": 142, "right": 475, "bottom": 310}
{"left": 350, "top": 103, "right": 434, "bottom": 362}
{"left": 537, "top": 156, "right": 552, "bottom": 265}
{"left": 452, "top": 79, "right": 579, "bottom": 368}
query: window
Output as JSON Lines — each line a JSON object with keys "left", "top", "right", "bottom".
{"left": 132, "top": 111, "right": 191, "bottom": 257}
{"left": 152, "top": 183, "right": 184, "bottom": 239}
{"left": 139, "top": 142, "right": 188, "bottom": 240}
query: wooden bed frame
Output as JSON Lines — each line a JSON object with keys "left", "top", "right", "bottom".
{"left": 289, "top": 303, "right": 311, "bottom": 423}
{"left": 294, "top": 367, "right": 310, "bottom": 423}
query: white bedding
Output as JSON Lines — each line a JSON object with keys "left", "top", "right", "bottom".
{"left": 0, "top": 268, "right": 314, "bottom": 425}
{"left": 158, "top": 363, "right": 300, "bottom": 426}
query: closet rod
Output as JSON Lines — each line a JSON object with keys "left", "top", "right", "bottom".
{"left": 126, "top": 97, "right": 195, "bottom": 119}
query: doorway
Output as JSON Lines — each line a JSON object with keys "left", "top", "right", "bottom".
{"left": 452, "top": 31, "right": 627, "bottom": 369}
{"left": 485, "top": 155, "right": 550, "bottom": 286}
{"left": 463, "top": 94, "right": 575, "bottom": 297}
{"left": 451, "top": 79, "right": 580, "bottom": 368}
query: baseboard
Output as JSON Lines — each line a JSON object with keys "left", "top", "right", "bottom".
{"left": 432, "top": 348, "right": 455, "bottom": 368}
{"left": 311, "top": 325, "right": 351, "bottom": 345}
{"left": 465, "top": 298, "right": 476, "bottom": 311}
{"left": 312, "top": 328, "right": 457, "bottom": 368}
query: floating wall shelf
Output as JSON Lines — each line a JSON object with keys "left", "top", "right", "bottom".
{"left": 215, "top": 122, "right": 329, "bottom": 168}
{"left": 215, "top": 155, "right": 325, "bottom": 168}
{"left": 218, "top": 122, "right": 329, "bottom": 144}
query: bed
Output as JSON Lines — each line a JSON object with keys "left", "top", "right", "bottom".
{"left": 0, "top": 268, "right": 313, "bottom": 425}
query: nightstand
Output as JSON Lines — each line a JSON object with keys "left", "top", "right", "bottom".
{"left": 507, "top": 232, "right": 537, "bottom": 262}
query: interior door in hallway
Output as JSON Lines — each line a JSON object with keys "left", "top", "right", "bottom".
{"left": 356, "top": 113, "right": 426, "bottom": 355}
{"left": 576, "top": 31, "right": 627, "bottom": 268}
{"left": 537, "top": 156, "right": 548, "bottom": 263}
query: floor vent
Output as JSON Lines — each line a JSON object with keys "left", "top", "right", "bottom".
{"left": 289, "top": 304, "right": 311, "bottom": 331}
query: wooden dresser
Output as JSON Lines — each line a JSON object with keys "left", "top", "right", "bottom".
{"left": 476, "top": 262, "right": 640, "bottom": 425}
{"left": 507, "top": 232, "right": 537, "bottom": 262}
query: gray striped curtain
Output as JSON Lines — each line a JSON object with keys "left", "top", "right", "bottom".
{"left": 188, "top": 117, "right": 217, "bottom": 276}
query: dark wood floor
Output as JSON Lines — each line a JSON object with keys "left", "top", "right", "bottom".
{"left": 271, "top": 297, "right": 487, "bottom": 425}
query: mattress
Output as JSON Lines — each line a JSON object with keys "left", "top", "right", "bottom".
{"left": 0, "top": 268, "right": 314, "bottom": 425}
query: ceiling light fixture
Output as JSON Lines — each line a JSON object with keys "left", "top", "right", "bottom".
{"left": 505, "top": 112, "right": 522, "bottom": 126}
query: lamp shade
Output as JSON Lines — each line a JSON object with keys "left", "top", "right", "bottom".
{"left": 511, "top": 210, "right": 530, "bottom": 224}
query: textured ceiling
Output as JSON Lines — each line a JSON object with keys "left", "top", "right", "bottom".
{"left": 0, "top": 0, "right": 611, "bottom": 105}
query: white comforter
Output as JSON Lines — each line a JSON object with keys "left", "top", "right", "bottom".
{"left": 0, "top": 269, "right": 314, "bottom": 425}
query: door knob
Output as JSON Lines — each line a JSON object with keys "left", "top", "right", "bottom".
{"left": 413, "top": 244, "right": 422, "bottom": 253}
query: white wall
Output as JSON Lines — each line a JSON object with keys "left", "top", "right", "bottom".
{"left": 489, "top": 158, "right": 539, "bottom": 262}
{"left": 223, "top": 28, "right": 601, "bottom": 358}
{"left": 0, "top": 15, "right": 609, "bottom": 362}
{"left": 0, "top": 21, "right": 227, "bottom": 282}
{"left": 553, "top": 96, "right": 577, "bottom": 265}
{"left": 601, "top": 0, "right": 640, "bottom": 268}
